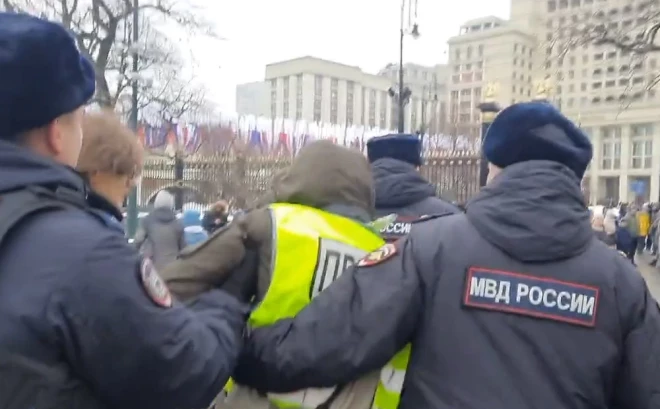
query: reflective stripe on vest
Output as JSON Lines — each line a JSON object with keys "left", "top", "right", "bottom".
{"left": 371, "top": 344, "right": 411, "bottom": 409}
{"left": 250, "top": 203, "right": 386, "bottom": 409}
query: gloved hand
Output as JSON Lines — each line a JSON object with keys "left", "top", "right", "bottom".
{"left": 220, "top": 248, "right": 258, "bottom": 304}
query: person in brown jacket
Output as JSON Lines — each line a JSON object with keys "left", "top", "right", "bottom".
{"left": 161, "top": 140, "right": 382, "bottom": 409}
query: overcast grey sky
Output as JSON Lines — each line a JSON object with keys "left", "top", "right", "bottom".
{"left": 183, "top": 0, "right": 510, "bottom": 110}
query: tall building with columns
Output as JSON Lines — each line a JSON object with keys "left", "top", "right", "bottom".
{"left": 447, "top": 0, "right": 660, "bottom": 203}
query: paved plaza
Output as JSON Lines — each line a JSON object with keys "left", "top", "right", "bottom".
{"left": 637, "top": 254, "right": 660, "bottom": 300}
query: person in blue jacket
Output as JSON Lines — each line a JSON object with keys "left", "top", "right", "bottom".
{"left": 231, "top": 102, "right": 660, "bottom": 409}
{"left": 0, "top": 13, "right": 248, "bottom": 409}
{"left": 182, "top": 209, "right": 209, "bottom": 246}
{"left": 367, "top": 134, "right": 461, "bottom": 242}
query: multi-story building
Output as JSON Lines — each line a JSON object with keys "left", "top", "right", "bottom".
{"left": 446, "top": 16, "right": 537, "bottom": 137}
{"left": 378, "top": 62, "right": 449, "bottom": 135}
{"left": 448, "top": 0, "right": 660, "bottom": 203}
{"left": 264, "top": 56, "right": 447, "bottom": 133}
{"left": 235, "top": 81, "right": 270, "bottom": 117}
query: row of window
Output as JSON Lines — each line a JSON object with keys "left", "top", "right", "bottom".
{"left": 453, "top": 43, "right": 534, "bottom": 63}
{"left": 551, "top": 76, "right": 649, "bottom": 93}
{"left": 548, "top": 0, "right": 652, "bottom": 14}
{"left": 453, "top": 61, "right": 484, "bottom": 72}
{"left": 546, "top": 68, "right": 648, "bottom": 86}
{"left": 451, "top": 71, "right": 484, "bottom": 84}
{"left": 597, "top": 138, "right": 653, "bottom": 170}
{"left": 586, "top": 124, "right": 655, "bottom": 171}
{"left": 383, "top": 67, "right": 437, "bottom": 82}
{"left": 545, "top": 47, "right": 651, "bottom": 67}
{"left": 459, "top": 20, "right": 501, "bottom": 35}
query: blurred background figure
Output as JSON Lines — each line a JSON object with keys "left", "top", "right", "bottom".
{"left": 636, "top": 204, "right": 650, "bottom": 255}
{"left": 617, "top": 214, "right": 637, "bottom": 264}
{"left": 591, "top": 213, "right": 615, "bottom": 247}
{"left": 77, "top": 109, "right": 143, "bottom": 223}
{"left": 134, "top": 190, "right": 185, "bottom": 270}
{"left": 603, "top": 209, "right": 618, "bottom": 238}
{"left": 202, "top": 199, "right": 230, "bottom": 233}
{"left": 182, "top": 208, "right": 208, "bottom": 246}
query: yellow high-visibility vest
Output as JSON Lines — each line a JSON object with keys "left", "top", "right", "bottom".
{"left": 228, "top": 203, "right": 411, "bottom": 409}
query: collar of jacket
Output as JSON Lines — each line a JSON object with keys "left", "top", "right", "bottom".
{"left": 322, "top": 203, "right": 372, "bottom": 225}
{"left": 86, "top": 188, "right": 123, "bottom": 222}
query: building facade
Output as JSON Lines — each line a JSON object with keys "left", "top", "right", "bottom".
{"left": 264, "top": 56, "right": 447, "bottom": 134}
{"left": 235, "top": 81, "right": 270, "bottom": 117}
{"left": 448, "top": 0, "right": 660, "bottom": 204}
{"left": 378, "top": 62, "right": 449, "bottom": 135}
{"left": 446, "top": 16, "right": 538, "bottom": 137}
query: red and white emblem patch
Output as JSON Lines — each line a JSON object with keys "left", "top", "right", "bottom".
{"left": 357, "top": 243, "right": 398, "bottom": 267}
{"left": 140, "top": 258, "right": 172, "bottom": 308}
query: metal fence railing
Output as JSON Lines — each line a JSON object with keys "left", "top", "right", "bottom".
{"left": 139, "top": 149, "right": 481, "bottom": 209}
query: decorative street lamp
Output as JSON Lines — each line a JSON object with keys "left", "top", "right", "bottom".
{"left": 477, "top": 82, "right": 501, "bottom": 187}
{"left": 389, "top": 0, "right": 420, "bottom": 133}
{"left": 126, "top": 0, "right": 140, "bottom": 239}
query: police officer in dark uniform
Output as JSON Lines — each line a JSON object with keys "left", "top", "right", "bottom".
{"left": 231, "top": 102, "right": 660, "bottom": 409}
{"left": 367, "top": 134, "right": 460, "bottom": 242}
{"left": 0, "top": 13, "right": 248, "bottom": 409}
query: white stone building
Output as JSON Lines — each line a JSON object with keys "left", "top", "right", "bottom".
{"left": 448, "top": 0, "right": 660, "bottom": 203}
{"left": 262, "top": 56, "right": 448, "bottom": 134}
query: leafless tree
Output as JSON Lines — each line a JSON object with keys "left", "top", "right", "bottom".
{"left": 6, "top": 0, "right": 214, "bottom": 119}
{"left": 547, "top": 0, "right": 660, "bottom": 98}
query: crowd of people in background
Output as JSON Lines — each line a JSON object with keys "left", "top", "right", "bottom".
{"left": 130, "top": 193, "right": 234, "bottom": 271}
{"left": 590, "top": 202, "right": 660, "bottom": 266}
{"left": 134, "top": 193, "right": 660, "bottom": 275}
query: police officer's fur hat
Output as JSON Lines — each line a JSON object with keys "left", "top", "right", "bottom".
{"left": 483, "top": 101, "right": 593, "bottom": 179}
{"left": 0, "top": 13, "right": 95, "bottom": 138}
{"left": 367, "top": 134, "right": 423, "bottom": 167}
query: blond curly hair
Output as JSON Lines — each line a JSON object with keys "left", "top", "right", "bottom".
{"left": 77, "top": 109, "right": 143, "bottom": 178}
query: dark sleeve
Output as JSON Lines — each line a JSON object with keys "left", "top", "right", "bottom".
{"left": 612, "top": 266, "right": 660, "bottom": 409}
{"left": 49, "top": 232, "right": 249, "bottom": 409}
{"left": 233, "top": 237, "right": 423, "bottom": 392}
{"left": 161, "top": 221, "right": 249, "bottom": 302}
{"left": 202, "top": 211, "right": 217, "bottom": 233}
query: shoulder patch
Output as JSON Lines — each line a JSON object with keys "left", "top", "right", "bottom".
{"left": 414, "top": 212, "right": 455, "bottom": 223}
{"left": 357, "top": 243, "right": 398, "bottom": 267}
{"left": 380, "top": 216, "right": 414, "bottom": 242}
{"left": 463, "top": 267, "right": 599, "bottom": 327}
{"left": 140, "top": 258, "right": 173, "bottom": 308}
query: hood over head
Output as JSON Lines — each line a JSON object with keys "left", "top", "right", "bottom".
{"left": 272, "top": 140, "right": 375, "bottom": 216}
{"left": 154, "top": 190, "right": 175, "bottom": 210}
{"left": 371, "top": 157, "right": 437, "bottom": 208}
{"left": 149, "top": 206, "right": 177, "bottom": 223}
{"left": 466, "top": 160, "right": 592, "bottom": 262}
{"left": 0, "top": 140, "right": 85, "bottom": 194}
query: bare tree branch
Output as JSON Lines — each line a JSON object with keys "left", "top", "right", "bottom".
{"left": 7, "top": 0, "right": 215, "bottom": 117}
{"left": 547, "top": 0, "right": 660, "bottom": 103}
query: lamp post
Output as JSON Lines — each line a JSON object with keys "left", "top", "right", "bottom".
{"left": 126, "top": 0, "right": 140, "bottom": 238}
{"left": 389, "top": 0, "right": 419, "bottom": 133}
{"left": 174, "top": 146, "right": 185, "bottom": 212}
{"left": 418, "top": 80, "right": 438, "bottom": 135}
{"left": 477, "top": 82, "right": 501, "bottom": 187}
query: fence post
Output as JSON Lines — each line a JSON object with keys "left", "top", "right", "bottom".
{"left": 174, "top": 151, "right": 185, "bottom": 211}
